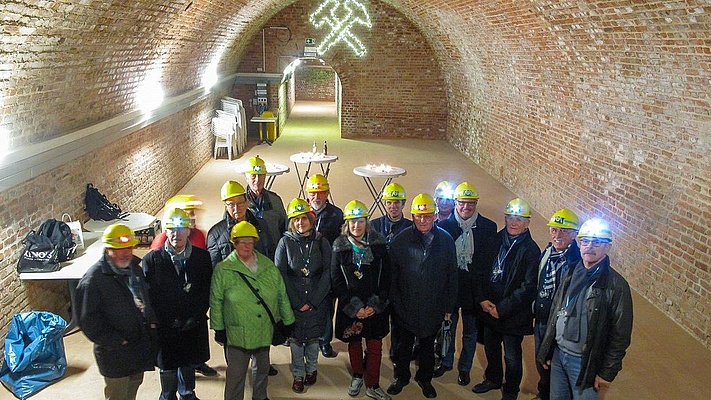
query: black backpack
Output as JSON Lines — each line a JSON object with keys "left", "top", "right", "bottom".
{"left": 37, "top": 219, "right": 76, "bottom": 262}
{"left": 85, "top": 183, "right": 128, "bottom": 221}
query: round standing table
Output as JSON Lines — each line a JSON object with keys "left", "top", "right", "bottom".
{"left": 352, "top": 164, "right": 407, "bottom": 216}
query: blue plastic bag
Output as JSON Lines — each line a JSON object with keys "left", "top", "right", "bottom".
{"left": 0, "top": 312, "right": 67, "bottom": 399}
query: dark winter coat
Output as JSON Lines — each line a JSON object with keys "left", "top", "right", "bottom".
{"left": 475, "top": 228, "right": 540, "bottom": 336}
{"left": 207, "top": 209, "right": 274, "bottom": 267}
{"left": 388, "top": 225, "right": 458, "bottom": 338}
{"left": 331, "top": 231, "right": 390, "bottom": 342}
{"left": 247, "top": 188, "right": 287, "bottom": 248}
{"left": 314, "top": 202, "right": 344, "bottom": 245}
{"left": 75, "top": 254, "right": 157, "bottom": 378}
{"left": 537, "top": 256, "right": 633, "bottom": 388}
{"left": 142, "top": 246, "right": 213, "bottom": 370}
{"left": 370, "top": 215, "right": 412, "bottom": 245}
{"left": 439, "top": 213, "right": 497, "bottom": 311}
{"left": 534, "top": 241, "right": 582, "bottom": 324}
{"left": 274, "top": 230, "right": 332, "bottom": 342}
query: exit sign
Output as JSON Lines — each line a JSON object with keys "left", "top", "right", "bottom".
{"left": 305, "top": 38, "right": 316, "bottom": 45}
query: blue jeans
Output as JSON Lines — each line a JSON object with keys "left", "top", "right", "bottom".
{"left": 440, "top": 309, "right": 477, "bottom": 372}
{"left": 159, "top": 366, "right": 197, "bottom": 400}
{"left": 290, "top": 339, "right": 320, "bottom": 377}
{"left": 482, "top": 325, "right": 523, "bottom": 399}
{"left": 534, "top": 322, "right": 551, "bottom": 400}
{"left": 550, "top": 348, "right": 598, "bottom": 400}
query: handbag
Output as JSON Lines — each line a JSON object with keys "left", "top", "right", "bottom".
{"left": 235, "top": 271, "right": 290, "bottom": 346}
{"left": 434, "top": 318, "right": 453, "bottom": 359}
{"left": 17, "top": 231, "right": 61, "bottom": 273}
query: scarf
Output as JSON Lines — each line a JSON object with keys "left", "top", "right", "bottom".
{"left": 539, "top": 247, "right": 567, "bottom": 300}
{"left": 348, "top": 234, "right": 374, "bottom": 266}
{"left": 109, "top": 258, "right": 147, "bottom": 318}
{"left": 164, "top": 240, "right": 193, "bottom": 275}
{"left": 454, "top": 212, "right": 478, "bottom": 271}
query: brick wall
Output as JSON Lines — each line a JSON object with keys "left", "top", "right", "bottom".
{"left": 0, "top": 99, "right": 216, "bottom": 335}
{"left": 295, "top": 67, "right": 336, "bottom": 102}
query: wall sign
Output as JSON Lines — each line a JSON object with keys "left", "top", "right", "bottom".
{"left": 309, "top": 0, "right": 372, "bottom": 57}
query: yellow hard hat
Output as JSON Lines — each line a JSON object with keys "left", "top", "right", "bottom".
{"left": 166, "top": 194, "right": 202, "bottom": 210}
{"left": 230, "top": 221, "right": 260, "bottom": 241}
{"left": 343, "top": 200, "right": 369, "bottom": 220}
{"left": 454, "top": 181, "right": 480, "bottom": 200}
{"left": 163, "top": 208, "right": 191, "bottom": 229}
{"left": 382, "top": 182, "right": 406, "bottom": 200}
{"left": 434, "top": 181, "right": 455, "bottom": 200}
{"left": 306, "top": 174, "right": 330, "bottom": 193}
{"left": 246, "top": 156, "right": 267, "bottom": 175}
{"left": 287, "top": 198, "right": 311, "bottom": 219}
{"left": 505, "top": 198, "right": 531, "bottom": 217}
{"left": 577, "top": 218, "right": 612, "bottom": 241}
{"left": 221, "top": 180, "right": 246, "bottom": 201}
{"left": 102, "top": 223, "right": 139, "bottom": 249}
{"left": 547, "top": 208, "right": 580, "bottom": 230}
{"left": 411, "top": 193, "right": 437, "bottom": 214}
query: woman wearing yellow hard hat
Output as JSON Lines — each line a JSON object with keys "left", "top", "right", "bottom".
{"left": 209, "top": 221, "right": 295, "bottom": 400}
{"left": 274, "top": 198, "right": 333, "bottom": 393}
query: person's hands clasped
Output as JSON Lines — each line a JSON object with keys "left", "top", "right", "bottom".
{"left": 356, "top": 307, "right": 375, "bottom": 319}
{"left": 479, "top": 300, "right": 499, "bottom": 319}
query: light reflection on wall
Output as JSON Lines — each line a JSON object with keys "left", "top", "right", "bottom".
{"left": 136, "top": 66, "right": 165, "bottom": 113}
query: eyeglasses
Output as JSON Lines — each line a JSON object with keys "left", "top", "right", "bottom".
{"left": 579, "top": 238, "right": 611, "bottom": 247}
{"left": 225, "top": 200, "right": 247, "bottom": 209}
{"left": 549, "top": 227, "right": 575, "bottom": 235}
{"left": 235, "top": 238, "right": 255, "bottom": 245}
{"left": 505, "top": 215, "right": 530, "bottom": 223}
{"left": 455, "top": 200, "right": 478, "bottom": 207}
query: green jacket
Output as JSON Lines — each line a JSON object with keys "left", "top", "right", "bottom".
{"left": 210, "top": 251, "right": 295, "bottom": 349}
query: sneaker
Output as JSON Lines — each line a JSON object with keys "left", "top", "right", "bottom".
{"left": 305, "top": 370, "right": 317, "bottom": 385}
{"left": 366, "top": 386, "right": 392, "bottom": 400}
{"left": 292, "top": 377, "right": 305, "bottom": 393}
{"left": 348, "top": 377, "right": 364, "bottom": 397}
{"left": 195, "top": 363, "right": 218, "bottom": 377}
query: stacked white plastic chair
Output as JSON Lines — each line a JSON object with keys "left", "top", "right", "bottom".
{"left": 212, "top": 110, "right": 237, "bottom": 160}
{"left": 221, "top": 97, "right": 248, "bottom": 154}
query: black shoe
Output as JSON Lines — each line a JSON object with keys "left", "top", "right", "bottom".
{"left": 386, "top": 379, "right": 409, "bottom": 395}
{"left": 195, "top": 363, "right": 218, "bottom": 377}
{"left": 472, "top": 380, "right": 502, "bottom": 394}
{"left": 320, "top": 343, "right": 336, "bottom": 358}
{"left": 457, "top": 371, "right": 470, "bottom": 386}
{"left": 416, "top": 379, "right": 437, "bottom": 398}
{"left": 432, "top": 365, "right": 452, "bottom": 378}
{"left": 268, "top": 365, "right": 278, "bottom": 376}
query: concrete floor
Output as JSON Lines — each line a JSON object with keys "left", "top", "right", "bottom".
{"left": 13, "top": 101, "right": 711, "bottom": 400}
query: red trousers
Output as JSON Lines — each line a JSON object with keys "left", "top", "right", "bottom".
{"left": 348, "top": 338, "right": 383, "bottom": 388}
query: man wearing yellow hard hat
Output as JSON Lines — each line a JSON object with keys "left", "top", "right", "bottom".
{"left": 473, "top": 198, "right": 541, "bottom": 400}
{"left": 531, "top": 208, "right": 582, "bottom": 400}
{"left": 207, "top": 180, "right": 275, "bottom": 267}
{"left": 437, "top": 182, "right": 498, "bottom": 386}
{"left": 537, "top": 218, "right": 633, "bottom": 399}
{"left": 142, "top": 208, "right": 214, "bottom": 399}
{"left": 370, "top": 182, "right": 412, "bottom": 245}
{"left": 75, "top": 223, "right": 157, "bottom": 400}
{"left": 387, "top": 193, "right": 458, "bottom": 399}
{"left": 243, "top": 156, "right": 287, "bottom": 252}
{"left": 150, "top": 194, "right": 207, "bottom": 250}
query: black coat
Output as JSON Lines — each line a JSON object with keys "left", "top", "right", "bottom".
{"left": 142, "top": 246, "right": 213, "bottom": 369}
{"left": 314, "top": 202, "right": 344, "bottom": 245}
{"left": 439, "top": 213, "right": 497, "bottom": 311}
{"left": 207, "top": 209, "right": 274, "bottom": 267}
{"left": 475, "top": 228, "right": 540, "bottom": 335}
{"left": 331, "top": 231, "right": 390, "bottom": 342}
{"left": 274, "top": 231, "right": 332, "bottom": 342}
{"left": 537, "top": 256, "right": 633, "bottom": 388}
{"left": 388, "top": 225, "right": 458, "bottom": 338}
{"left": 534, "top": 241, "right": 582, "bottom": 324}
{"left": 75, "top": 254, "right": 157, "bottom": 378}
{"left": 370, "top": 215, "right": 412, "bottom": 245}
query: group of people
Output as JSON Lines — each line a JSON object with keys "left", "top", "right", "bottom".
{"left": 75, "top": 155, "right": 633, "bottom": 400}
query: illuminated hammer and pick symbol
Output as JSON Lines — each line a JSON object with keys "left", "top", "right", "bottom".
{"left": 309, "top": 0, "right": 372, "bottom": 57}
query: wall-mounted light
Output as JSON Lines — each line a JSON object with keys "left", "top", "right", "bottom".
{"left": 136, "top": 67, "right": 164, "bottom": 113}
{"left": 202, "top": 61, "right": 219, "bottom": 89}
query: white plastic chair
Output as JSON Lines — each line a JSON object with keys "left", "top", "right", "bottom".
{"left": 212, "top": 116, "right": 237, "bottom": 160}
